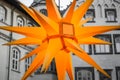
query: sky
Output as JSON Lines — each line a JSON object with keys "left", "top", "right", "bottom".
{"left": 18, "top": 0, "right": 73, "bottom": 10}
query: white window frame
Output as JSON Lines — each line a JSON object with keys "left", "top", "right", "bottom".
{"left": 12, "top": 47, "right": 20, "bottom": 72}
{"left": 80, "top": 45, "right": 92, "bottom": 54}
{"left": 17, "top": 16, "right": 24, "bottom": 26}
{"left": 94, "top": 35, "right": 112, "bottom": 54}
{"left": 75, "top": 67, "right": 94, "bottom": 80}
{"left": 77, "top": 70, "right": 93, "bottom": 80}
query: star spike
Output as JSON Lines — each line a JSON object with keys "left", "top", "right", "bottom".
{"left": 66, "top": 53, "right": 74, "bottom": 80}
{"left": 20, "top": 3, "right": 41, "bottom": 25}
{"left": 63, "top": 0, "right": 76, "bottom": 23}
{"left": 22, "top": 50, "right": 46, "bottom": 80}
{"left": 55, "top": 50, "right": 68, "bottom": 80}
{"left": 3, "top": 37, "right": 42, "bottom": 45}
{"left": 76, "top": 26, "right": 120, "bottom": 38}
{"left": 31, "top": 7, "right": 59, "bottom": 35}
{"left": 66, "top": 40, "right": 110, "bottom": 78}
{"left": 20, "top": 42, "right": 47, "bottom": 61}
{"left": 46, "top": 0, "right": 61, "bottom": 22}
{"left": 0, "top": 27, "right": 46, "bottom": 39}
{"left": 78, "top": 37, "right": 111, "bottom": 44}
{"left": 79, "top": 18, "right": 92, "bottom": 26}
{"left": 41, "top": 38, "right": 63, "bottom": 72}
{"left": 72, "top": 0, "right": 93, "bottom": 24}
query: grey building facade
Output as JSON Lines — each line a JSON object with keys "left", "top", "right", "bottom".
{"left": 0, "top": 0, "right": 120, "bottom": 80}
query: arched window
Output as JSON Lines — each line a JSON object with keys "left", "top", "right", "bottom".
{"left": 27, "top": 22, "right": 34, "bottom": 27}
{"left": 85, "top": 5, "right": 95, "bottom": 22}
{"left": 111, "top": 4, "right": 115, "bottom": 8}
{"left": 97, "top": 4, "right": 102, "bottom": 18}
{"left": 0, "top": 5, "right": 6, "bottom": 22}
{"left": 12, "top": 47, "right": 20, "bottom": 71}
{"left": 104, "top": 4, "right": 108, "bottom": 8}
{"left": 17, "top": 16, "right": 24, "bottom": 26}
{"left": 40, "top": 9, "right": 48, "bottom": 16}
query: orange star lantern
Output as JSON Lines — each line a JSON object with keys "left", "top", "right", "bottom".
{"left": 0, "top": 0, "right": 120, "bottom": 80}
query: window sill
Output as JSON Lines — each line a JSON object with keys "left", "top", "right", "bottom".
{"left": 94, "top": 53, "right": 113, "bottom": 55}
{"left": 34, "top": 71, "right": 57, "bottom": 75}
{"left": 11, "top": 69, "right": 21, "bottom": 73}
{"left": 115, "top": 53, "right": 120, "bottom": 54}
{"left": 87, "top": 21, "right": 96, "bottom": 23}
{"left": 106, "top": 21, "right": 118, "bottom": 23}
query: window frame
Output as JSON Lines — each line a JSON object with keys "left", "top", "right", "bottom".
{"left": 17, "top": 16, "right": 24, "bottom": 26}
{"left": 25, "top": 53, "right": 32, "bottom": 72}
{"left": 85, "top": 9, "right": 95, "bottom": 23}
{"left": 75, "top": 67, "right": 95, "bottom": 80}
{"left": 40, "top": 9, "right": 48, "bottom": 16}
{"left": 11, "top": 47, "right": 21, "bottom": 72}
{"left": 113, "top": 34, "right": 120, "bottom": 54}
{"left": 99, "top": 69, "right": 112, "bottom": 80}
{"left": 116, "top": 67, "right": 120, "bottom": 80}
{"left": 27, "top": 22, "right": 34, "bottom": 27}
{"left": 0, "top": 5, "right": 7, "bottom": 22}
{"left": 34, "top": 60, "right": 56, "bottom": 75}
{"left": 105, "top": 9, "right": 117, "bottom": 22}
{"left": 94, "top": 34, "right": 113, "bottom": 55}
{"left": 80, "top": 44, "right": 92, "bottom": 55}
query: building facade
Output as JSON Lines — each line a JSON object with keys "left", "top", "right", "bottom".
{"left": 0, "top": 0, "right": 120, "bottom": 80}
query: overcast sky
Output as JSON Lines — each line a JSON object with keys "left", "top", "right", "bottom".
{"left": 18, "top": 0, "right": 73, "bottom": 10}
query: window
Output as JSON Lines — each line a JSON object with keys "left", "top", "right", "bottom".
{"left": 17, "top": 16, "right": 24, "bottom": 26}
{"left": 97, "top": 4, "right": 102, "bottom": 18}
{"left": 12, "top": 47, "right": 20, "bottom": 71}
{"left": 113, "top": 0, "right": 120, "bottom": 4}
{"left": 35, "top": 60, "right": 56, "bottom": 74}
{"left": 27, "top": 22, "right": 33, "bottom": 27}
{"left": 99, "top": 69, "right": 112, "bottom": 80}
{"left": 80, "top": 45, "right": 92, "bottom": 54}
{"left": 85, "top": 9, "right": 95, "bottom": 22}
{"left": 105, "top": 9, "right": 117, "bottom": 22}
{"left": 0, "top": 5, "right": 6, "bottom": 22}
{"left": 25, "top": 54, "right": 32, "bottom": 71}
{"left": 116, "top": 67, "right": 120, "bottom": 80}
{"left": 40, "top": 9, "right": 48, "bottom": 16}
{"left": 113, "top": 34, "right": 120, "bottom": 54}
{"left": 94, "top": 35, "right": 112, "bottom": 54}
{"left": 75, "top": 67, "right": 94, "bottom": 80}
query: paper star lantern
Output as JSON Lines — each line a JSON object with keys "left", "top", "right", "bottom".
{"left": 0, "top": 0, "right": 120, "bottom": 80}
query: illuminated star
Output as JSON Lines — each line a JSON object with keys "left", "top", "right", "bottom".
{"left": 0, "top": 0, "right": 120, "bottom": 80}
